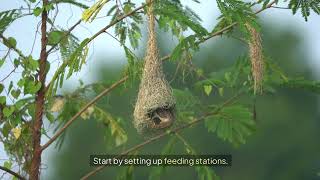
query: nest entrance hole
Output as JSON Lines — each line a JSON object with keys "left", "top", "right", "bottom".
{"left": 147, "top": 106, "right": 175, "bottom": 129}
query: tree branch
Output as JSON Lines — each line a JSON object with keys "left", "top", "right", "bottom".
{"left": 45, "top": 2, "right": 150, "bottom": 92}
{"left": 30, "top": 0, "right": 49, "bottom": 179}
{"left": 46, "top": 20, "right": 81, "bottom": 54}
{"left": 0, "top": 166, "right": 26, "bottom": 180}
{"left": 80, "top": 92, "right": 242, "bottom": 180}
{"left": 0, "top": 34, "right": 27, "bottom": 60}
{"left": 79, "top": 2, "right": 276, "bottom": 178}
{"left": 41, "top": 76, "right": 128, "bottom": 151}
{"left": 271, "top": 6, "right": 290, "bottom": 9}
{"left": 41, "top": 0, "right": 275, "bottom": 152}
{"left": 46, "top": 2, "right": 149, "bottom": 55}
{"left": 87, "top": 2, "right": 149, "bottom": 43}
{"left": 202, "top": 0, "right": 277, "bottom": 42}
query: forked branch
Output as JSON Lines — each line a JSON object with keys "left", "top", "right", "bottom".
{"left": 80, "top": 92, "right": 242, "bottom": 179}
{"left": 41, "top": 0, "right": 276, "bottom": 156}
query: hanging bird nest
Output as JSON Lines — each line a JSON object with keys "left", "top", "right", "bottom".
{"left": 133, "top": 0, "right": 176, "bottom": 133}
{"left": 246, "top": 23, "right": 264, "bottom": 94}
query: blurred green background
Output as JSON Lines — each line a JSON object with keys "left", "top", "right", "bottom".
{"left": 44, "top": 20, "right": 320, "bottom": 180}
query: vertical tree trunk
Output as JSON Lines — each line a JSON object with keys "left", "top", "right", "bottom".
{"left": 30, "top": 0, "right": 48, "bottom": 179}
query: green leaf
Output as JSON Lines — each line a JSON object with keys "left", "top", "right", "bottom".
{"left": 14, "top": 98, "right": 27, "bottom": 110}
{"left": 46, "top": 112, "right": 55, "bottom": 123}
{"left": 216, "top": 0, "right": 258, "bottom": 36}
{"left": 171, "top": 35, "right": 199, "bottom": 61}
{"left": 3, "top": 106, "right": 15, "bottom": 117}
{"left": 155, "top": 1, "right": 208, "bottom": 36}
{"left": 124, "top": 46, "right": 141, "bottom": 82}
{"left": 203, "top": 85, "right": 212, "bottom": 96}
{"left": 4, "top": 37, "right": 17, "bottom": 48}
{"left": 82, "top": 0, "right": 109, "bottom": 22}
{"left": 47, "top": 36, "right": 88, "bottom": 96}
{"left": 17, "top": 78, "right": 25, "bottom": 88}
{"left": 93, "top": 106, "right": 127, "bottom": 147}
{"left": 0, "top": 10, "right": 20, "bottom": 33}
{"left": 33, "top": 7, "right": 43, "bottom": 17}
{"left": 11, "top": 89, "right": 21, "bottom": 99}
{"left": 113, "top": 7, "right": 143, "bottom": 49}
{"left": 218, "top": 87, "right": 224, "bottom": 97}
{"left": 8, "top": 81, "right": 13, "bottom": 92}
{"left": 107, "top": 5, "right": 117, "bottom": 16}
{"left": 48, "top": 30, "right": 64, "bottom": 45}
{"left": 112, "top": 119, "right": 128, "bottom": 146}
{"left": 195, "top": 166, "right": 220, "bottom": 180}
{"left": 66, "top": 38, "right": 90, "bottom": 79}
{"left": 212, "top": 16, "right": 233, "bottom": 34}
{"left": 205, "top": 105, "right": 255, "bottom": 147}
{"left": 25, "top": 56, "right": 39, "bottom": 71}
{"left": 195, "top": 56, "right": 251, "bottom": 93}
{"left": 2, "top": 122, "right": 11, "bottom": 137}
{"left": 117, "top": 164, "right": 134, "bottom": 180}
{"left": 3, "top": 161, "right": 12, "bottom": 169}
{"left": 149, "top": 137, "right": 176, "bottom": 180}
{"left": 34, "top": 82, "right": 42, "bottom": 92}
{"left": 59, "top": 31, "right": 80, "bottom": 61}
{"left": 0, "top": 58, "right": 4, "bottom": 68}
{"left": 280, "top": 78, "right": 320, "bottom": 94}
{"left": 45, "top": 3, "right": 54, "bottom": 11}
{"left": 24, "top": 80, "right": 41, "bottom": 94}
{"left": 0, "top": 83, "right": 4, "bottom": 93}
{"left": 128, "top": 23, "right": 142, "bottom": 49}
{"left": 13, "top": 58, "right": 20, "bottom": 67}
{"left": 173, "top": 88, "right": 200, "bottom": 121}
{"left": 0, "top": 96, "right": 6, "bottom": 105}
{"left": 176, "top": 133, "right": 220, "bottom": 180}
{"left": 123, "top": 3, "right": 132, "bottom": 14}
{"left": 288, "top": 0, "right": 320, "bottom": 21}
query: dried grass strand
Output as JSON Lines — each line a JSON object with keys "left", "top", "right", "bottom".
{"left": 246, "top": 24, "right": 264, "bottom": 94}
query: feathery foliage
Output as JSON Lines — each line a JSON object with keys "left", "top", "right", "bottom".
{"left": 0, "top": 0, "right": 320, "bottom": 179}
{"left": 289, "top": 0, "right": 320, "bottom": 21}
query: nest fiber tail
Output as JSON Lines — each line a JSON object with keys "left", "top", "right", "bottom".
{"left": 133, "top": 0, "right": 176, "bottom": 133}
{"left": 246, "top": 24, "right": 264, "bottom": 94}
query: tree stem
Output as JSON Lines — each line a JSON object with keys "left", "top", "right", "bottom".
{"left": 30, "top": 0, "right": 48, "bottom": 179}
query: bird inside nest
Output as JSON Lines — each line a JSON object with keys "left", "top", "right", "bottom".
{"left": 149, "top": 107, "right": 175, "bottom": 129}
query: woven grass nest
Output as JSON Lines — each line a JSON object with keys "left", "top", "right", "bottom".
{"left": 133, "top": 1, "right": 176, "bottom": 133}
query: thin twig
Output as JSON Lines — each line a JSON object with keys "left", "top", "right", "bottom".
{"left": 0, "top": 67, "right": 17, "bottom": 82}
{"left": 0, "top": 34, "right": 27, "bottom": 60}
{"left": 271, "top": 6, "right": 290, "bottom": 9}
{"left": 0, "top": 166, "right": 26, "bottom": 180}
{"left": 80, "top": 92, "right": 242, "bottom": 180}
{"left": 42, "top": 0, "right": 275, "bottom": 155}
{"left": 30, "top": 21, "right": 41, "bottom": 55}
{"left": 78, "top": 3, "right": 278, "bottom": 178}
{"left": 104, "top": 30, "right": 136, "bottom": 56}
{"left": 86, "top": 2, "right": 149, "bottom": 44}
{"left": 46, "top": 20, "right": 81, "bottom": 54}
{"left": 41, "top": 76, "right": 128, "bottom": 151}
{"left": 202, "top": 0, "right": 277, "bottom": 42}
{"left": 47, "top": 2, "right": 149, "bottom": 54}
{"left": 45, "top": 2, "right": 150, "bottom": 92}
